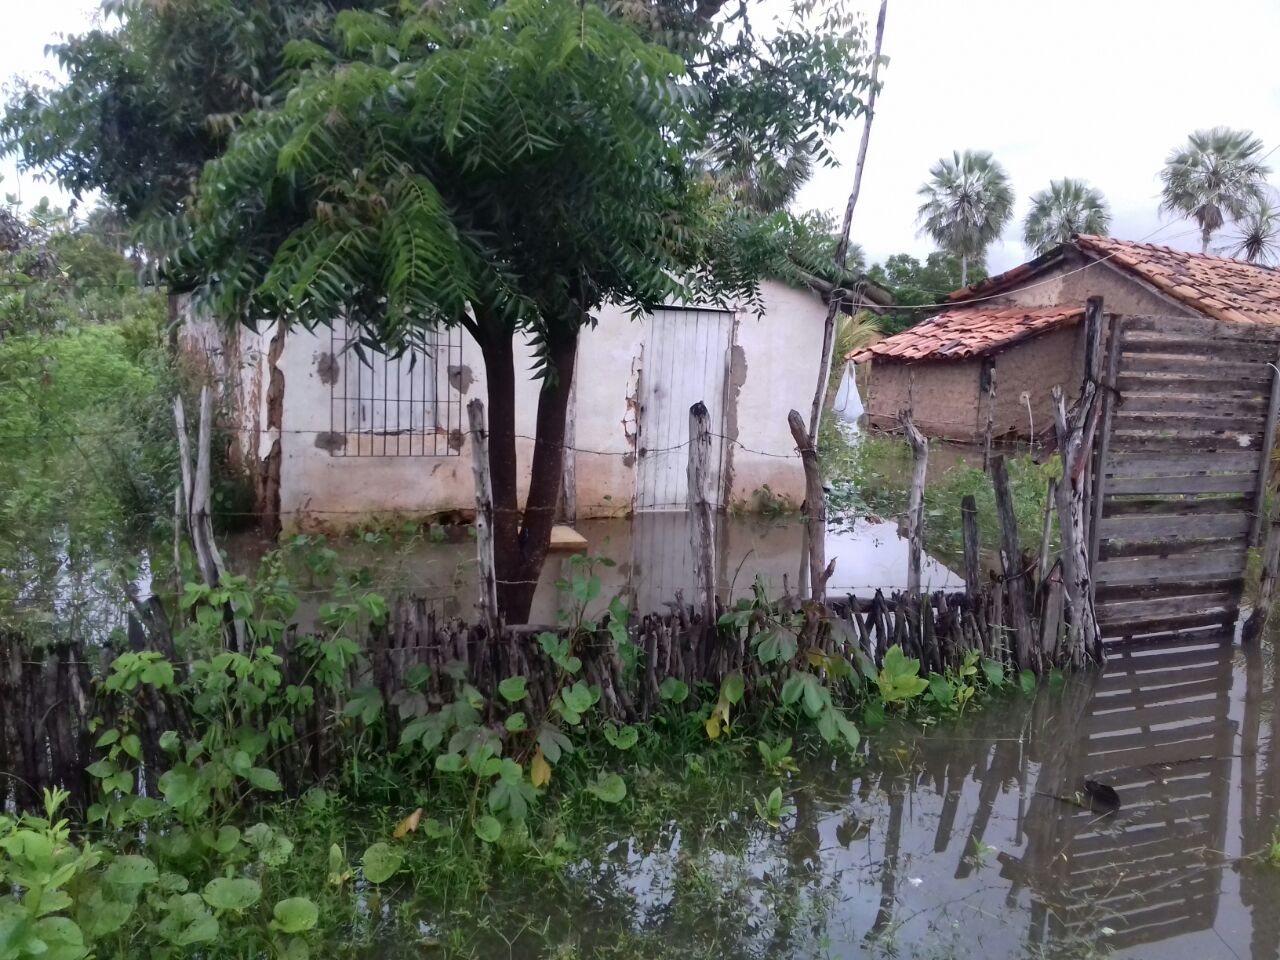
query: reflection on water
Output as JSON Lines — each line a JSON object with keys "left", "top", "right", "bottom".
{"left": 224, "top": 512, "right": 962, "bottom": 627}
{"left": 408, "top": 632, "right": 1280, "bottom": 960}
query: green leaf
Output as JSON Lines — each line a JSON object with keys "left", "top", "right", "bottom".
{"left": 202, "top": 877, "right": 261, "bottom": 912}
{"left": 361, "top": 842, "right": 403, "bottom": 884}
{"left": 435, "top": 753, "right": 464, "bottom": 773}
{"left": 473, "top": 815, "right": 502, "bottom": 844}
{"left": 720, "top": 672, "right": 744, "bottom": 705}
{"left": 210, "top": 826, "right": 241, "bottom": 855}
{"left": 155, "top": 893, "right": 218, "bottom": 946}
{"left": 504, "top": 712, "right": 528, "bottom": 732}
{"left": 95, "top": 729, "right": 120, "bottom": 748}
{"left": 586, "top": 773, "right": 626, "bottom": 804}
{"left": 104, "top": 854, "right": 158, "bottom": 887}
{"left": 247, "top": 767, "right": 283, "bottom": 792}
{"left": 603, "top": 723, "right": 639, "bottom": 750}
{"left": 1018, "top": 670, "right": 1036, "bottom": 695}
{"left": 271, "top": 897, "right": 319, "bottom": 934}
{"left": 158, "top": 767, "right": 199, "bottom": 808}
{"left": 498, "top": 676, "right": 528, "bottom": 702}
{"left": 981, "top": 658, "right": 1006, "bottom": 687}
{"left": 120, "top": 733, "right": 142, "bottom": 760}
{"left": 658, "top": 677, "right": 689, "bottom": 704}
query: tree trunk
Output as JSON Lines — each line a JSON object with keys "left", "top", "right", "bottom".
{"left": 1201, "top": 225, "right": 1211, "bottom": 254}
{"left": 506, "top": 327, "right": 580, "bottom": 623}
{"left": 960, "top": 254, "right": 968, "bottom": 288}
{"left": 477, "top": 329, "right": 522, "bottom": 617}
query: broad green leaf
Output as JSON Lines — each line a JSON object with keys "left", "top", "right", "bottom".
{"left": 271, "top": 897, "right": 319, "bottom": 934}
{"left": 504, "top": 711, "right": 528, "bottom": 732}
{"left": 473, "top": 816, "right": 502, "bottom": 844}
{"left": 981, "top": 658, "right": 1006, "bottom": 687}
{"left": 720, "top": 672, "right": 744, "bottom": 705}
{"left": 1019, "top": 670, "right": 1036, "bottom": 695}
{"left": 586, "top": 773, "right": 626, "bottom": 804}
{"left": 247, "top": 767, "right": 283, "bottom": 792}
{"left": 104, "top": 855, "right": 158, "bottom": 888}
{"left": 361, "top": 842, "right": 403, "bottom": 884}
{"left": 498, "top": 676, "right": 528, "bottom": 702}
{"left": 658, "top": 677, "right": 688, "bottom": 703}
{"left": 202, "top": 877, "right": 261, "bottom": 912}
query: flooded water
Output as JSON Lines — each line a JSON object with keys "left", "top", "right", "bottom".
{"left": 381, "top": 631, "right": 1280, "bottom": 960}
{"left": 227, "top": 512, "right": 961, "bottom": 627}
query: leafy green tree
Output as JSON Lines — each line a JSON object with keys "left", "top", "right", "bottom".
{"left": 1228, "top": 194, "right": 1280, "bottom": 264}
{"left": 1021, "top": 178, "right": 1110, "bottom": 256}
{"left": 915, "top": 150, "right": 1014, "bottom": 286}
{"left": 866, "top": 251, "right": 984, "bottom": 334}
{"left": 170, "top": 0, "right": 873, "bottom": 621}
{"left": 1159, "top": 127, "right": 1271, "bottom": 253}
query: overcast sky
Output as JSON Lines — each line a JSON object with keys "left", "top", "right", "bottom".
{"left": 5, "top": 0, "right": 1280, "bottom": 276}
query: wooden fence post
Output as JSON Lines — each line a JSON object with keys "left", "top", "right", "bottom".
{"left": 467, "top": 399, "right": 500, "bottom": 637}
{"left": 1250, "top": 350, "right": 1280, "bottom": 548}
{"left": 900, "top": 409, "right": 928, "bottom": 597}
{"left": 981, "top": 358, "right": 997, "bottom": 472}
{"left": 1088, "top": 311, "right": 1123, "bottom": 576}
{"left": 961, "top": 495, "right": 981, "bottom": 598}
{"left": 688, "top": 402, "right": 718, "bottom": 628}
{"left": 991, "top": 455, "right": 1034, "bottom": 669}
{"left": 788, "top": 409, "right": 834, "bottom": 601}
{"left": 1243, "top": 515, "right": 1280, "bottom": 643}
{"left": 1051, "top": 384, "right": 1103, "bottom": 667}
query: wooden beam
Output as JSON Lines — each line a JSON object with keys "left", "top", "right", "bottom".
{"left": 688, "top": 402, "right": 718, "bottom": 626}
{"left": 991, "top": 455, "right": 1035, "bottom": 669}
{"left": 467, "top": 399, "right": 500, "bottom": 637}
{"left": 961, "top": 494, "right": 981, "bottom": 598}
{"left": 1090, "top": 311, "right": 1123, "bottom": 571}
{"left": 788, "top": 410, "right": 833, "bottom": 601}
{"left": 901, "top": 408, "right": 928, "bottom": 597}
{"left": 1249, "top": 350, "right": 1280, "bottom": 547}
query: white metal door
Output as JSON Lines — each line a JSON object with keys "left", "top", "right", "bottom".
{"left": 634, "top": 307, "right": 733, "bottom": 511}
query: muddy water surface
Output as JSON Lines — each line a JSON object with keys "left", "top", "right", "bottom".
{"left": 373, "top": 632, "right": 1280, "bottom": 959}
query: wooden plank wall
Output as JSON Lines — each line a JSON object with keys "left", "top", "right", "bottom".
{"left": 1091, "top": 314, "right": 1280, "bottom": 644}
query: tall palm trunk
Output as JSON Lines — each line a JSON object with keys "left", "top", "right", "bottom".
{"left": 960, "top": 253, "right": 968, "bottom": 287}
{"left": 1201, "top": 224, "right": 1212, "bottom": 254}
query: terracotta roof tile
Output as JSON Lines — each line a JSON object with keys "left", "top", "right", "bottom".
{"left": 848, "top": 306, "right": 1084, "bottom": 363}
{"left": 949, "top": 235, "right": 1280, "bottom": 326}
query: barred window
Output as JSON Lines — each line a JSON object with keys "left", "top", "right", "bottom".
{"left": 328, "top": 320, "right": 463, "bottom": 457}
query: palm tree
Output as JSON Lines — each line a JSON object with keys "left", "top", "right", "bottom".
{"left": 1159, "top": 127, "right": 1271, "bottom": 253}
{"left": 705, "top": 133, "right": 814, "bottom": 214}
{"left": 916, "top": 150, "right": 1014, "bottom": 286}
{"left": 1022, "top": 178, "right": 1111, "bottom": 255}
{"left": 1227, "top": 194, "right": 1280, "bottom": 264}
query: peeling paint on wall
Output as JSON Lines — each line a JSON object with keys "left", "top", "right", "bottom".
{"left": 621, "top": 345, "right": 642, "bottom": 465}
{"left": 316, "top": 352, "right": 340, "bottom": 385}
{"left": 447, "top": 364, "right": 474, "bottom": 394}
{"left": 448, "top": 429, "right": 465, "bottom": 452}
{"left": 314, "top": 431, "right": 347, "bottom": 453}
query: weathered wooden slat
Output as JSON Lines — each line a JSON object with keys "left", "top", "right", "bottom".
{"left": 1101, "top": 537, "right": 1239, "bottom": 560}
{"left": 1096, "top": 576, "right": 1243, "bottom": 602}
{"left": 1112, "top": 411, "right": 1267, "bottom": 434}
{"left": 1102, "top": 495, "right": 1249, "bottom": 517}
{"left": 1109, "top": 432, "right": 1262, "bottom": 454}
{"left": 1094, "top": 546, "right": 1246, "bottom": 585}
{"left": 1098, "top": 512, "right": 1250, "bottom": 541}
{"left": 1096, "top": 590, "right": 1238, "bottom": 625}
{"left": 1103, "top": 472, "right": 1258, "bottom": 495}
{"left": 1121, "top": 334, "right": 1280, "bottom": 362}
{"left": 1105, "top": 451, "right": 1261, "bottom": 476}
{"left": 1115, "top": 374, "right": 1269, "bottom": 397}
{"left": 1121, "top": 354, "right": 1272, "bottom": 381}
{"left": 1118, "top": 394, "right": 1267, "bottom": 417}
{"left": 1123, "top": 314, "right": 1280, "bottom": 343}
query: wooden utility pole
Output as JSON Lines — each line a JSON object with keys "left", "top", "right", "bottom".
{"left": 981, "top": 358, "right": 997, "bottom": 472}
{"left": 900, "top": 408, "right": 928, "bottom": 596}
{"left": 468, "top": 399, "right": 500, "bottom": 637}
{"left": 687, "top": 402, "right": 718, "bottom": 628}
{"left": 807, "top": 0, "right": 889, "bottom": 443}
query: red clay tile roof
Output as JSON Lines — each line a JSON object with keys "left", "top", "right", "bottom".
{"left": 848, "top": 306, "right": 1084, "bottom": 363}
{"left": 948, "top": 235, "right": 1280, "bottom": 325}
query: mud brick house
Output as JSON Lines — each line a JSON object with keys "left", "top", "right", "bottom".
{"left": 851, "top": 235, "right": 1280, "bottom": 440}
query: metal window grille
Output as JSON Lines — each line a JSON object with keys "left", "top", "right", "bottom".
{"left": 328, "top": 319, "right": 463, "bottom": 457}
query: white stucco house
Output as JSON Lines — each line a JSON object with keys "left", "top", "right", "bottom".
{"left": 182, "top": 279, "right": 837, "bottom": 533}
